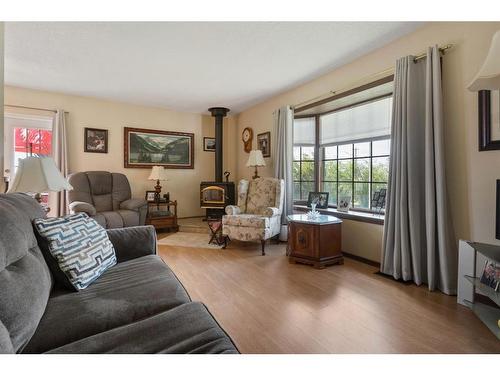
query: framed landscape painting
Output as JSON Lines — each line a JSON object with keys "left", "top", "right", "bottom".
{"left": 124, "top": 127, "right": 194, "bottom": 169}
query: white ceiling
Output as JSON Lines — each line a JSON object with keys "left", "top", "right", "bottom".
{"left": 5, "top": 22, "right": 423, "bottom": 114}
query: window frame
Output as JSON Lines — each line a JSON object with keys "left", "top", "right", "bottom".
{"left": 320, "top": 138, "right": 390, "bottom": 213}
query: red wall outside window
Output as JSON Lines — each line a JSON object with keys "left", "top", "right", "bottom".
{"left": 13, "top": 128, "right": 53, "bottom": 204}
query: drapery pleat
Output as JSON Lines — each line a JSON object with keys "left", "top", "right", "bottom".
{"left": 381, "top": 46, "right": 457, "bottom": 295}
{"left": 273, "top": 105, "right": 294, "bottom": 225}
{"left": 51, "top": 109, "right": 69, "bottom": 217}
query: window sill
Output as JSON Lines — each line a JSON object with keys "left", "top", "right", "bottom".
{"left": 293, "top": 205, "right": 385, "bottom": 225}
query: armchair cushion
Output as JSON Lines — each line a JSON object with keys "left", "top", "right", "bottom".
{"left": 246, "top": 178, "right": 280, "bottom": 215}
{"left": 222, "top": 214, "right": 269, "bottom": 229}
{"left": 69, "top": 201, "right": 96, "bottom": 216}
{"left": 120, "top": 198, "right": 147, "bottom": 211}
{"left": 262, "top": 207, "right": 280, "bottom": 217}
{"left": 225, "top": 205, "right": 241, "bottom": 215}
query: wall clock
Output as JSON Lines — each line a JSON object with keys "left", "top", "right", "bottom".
{"left": 242, "top": 127, "right": 253, "bottom": 153}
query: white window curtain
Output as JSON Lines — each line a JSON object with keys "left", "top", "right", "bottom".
{"left": 273, "top": 105, "right": 294, "bottom": 225}
{"left": 381, "top": 47, "right": 457, "bottom": 295}
{"left": 51, "top": 109, "right": 69, "bottom": 216}
{"left": 320, "top": 97, "right": 392, "bottom": 145}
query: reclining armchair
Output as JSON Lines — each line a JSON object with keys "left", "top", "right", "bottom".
{"left": 68, "top": 171, "right": 147, "bottom": 229}
{"left": 222, "top": 177, "right": 284, "bottom": 255}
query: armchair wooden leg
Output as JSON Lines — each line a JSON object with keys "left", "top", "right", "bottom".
{"left": 261, "top": 240, "right": 266, "bottom": 256}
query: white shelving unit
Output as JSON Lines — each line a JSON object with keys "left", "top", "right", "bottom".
{"left": 458, "top": 241, "right": 500, "bottom": 340}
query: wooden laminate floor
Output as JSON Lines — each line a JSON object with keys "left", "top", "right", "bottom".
{"left": 157, "top": 237, "right": 500, "bottom": 354}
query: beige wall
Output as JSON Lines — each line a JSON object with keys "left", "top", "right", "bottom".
{"left": 236, "top": 22, "right": 500, "bottom": 261}
{"left": 4, "top": 86, "right": 238, "bottom": 218}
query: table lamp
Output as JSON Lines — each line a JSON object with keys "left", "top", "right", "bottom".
{"left": 246, "top": 150, "right": 266, "bottom": 179}
{"left": 468, "top": 30, "right": 500, "bottom": 90}
{"left": 148, "top": 166, "right": 167, "bottom": 202}
{"left": 7, "top": 156, "right": 73, "bottom": 204}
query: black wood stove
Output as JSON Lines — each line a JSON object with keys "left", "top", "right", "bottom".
{"left": 200, "top": 107, "right": 235, "bottom": 219}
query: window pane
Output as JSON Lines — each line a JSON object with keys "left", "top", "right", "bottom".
{"left": 354, "top": 158, "right": 370, "bottom": 182}
{"left": 301, "top": 161, "right": 315, "bottom": 181}
{"left": 354, "top": 142, "right": 370, "bottom": 157}
{"left": 294, "top": 118, "right": 315, "bottom": 145}
{"left": 372, "top": 156, "right": 389, "bottom": 182}
{"left": 293, "top": 161, "right": 301, "bottom": 181}
{"left": 354, "top": 183, "right": 370, "bottom": 209}
{"left": 293, "top": 182, "right": 301, "bottom": 201}
{"left": 324, "top": 146, "right": 337, "bottom": 159}
{"left": 301, "top": 147, "right": 315, "bottom": 161}
{"left": 320, "top": 97, "right": 392, "bottom": 145}
{"left": 322, "top": 182, "right": 337, "bottom": 205}
{"left": 301, "top": 181, "right": 314, "bottom": 200}
{"left": 338, "top": 183, "right": 352, "bottom": 203}
{"left": 323, "top": 160, "right": 337, "bottom": 181}
{"left": 372, "top": 183, "right": 388, "bottom": 196}
{"left": 338, "top": 144, "right": 353, "bottom": 159}
{"left": 338, "top": 160, "right": 352, "bottom": 181}
{"left": 293, "top": 146, "right": 301, "bottom": 161}
{"left": 373, "top": 139, "right": 390, "bottom": 156}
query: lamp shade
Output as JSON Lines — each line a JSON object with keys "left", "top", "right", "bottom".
{"left": 148, "top": 166, "right": 168, "bottom": 181}
{"left": 246, "top": 150, "right": 266, "bottom": 167}
{"left": 468, "top": 30, "right": 500, "bottom": 91}
{"left": 8, "top": 156, "right": 73, "bottom": 194}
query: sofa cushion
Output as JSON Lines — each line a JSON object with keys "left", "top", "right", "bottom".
{"left": 96, "top": 210, "right": 140, "bottom": 228}
{"left": 0, "top": 320, "right": 14, "bottom": 353}
{"left": 23, "top": 255, "right": 191, "bottom": 353}
{"left": 222, "top": 214, "right": 269, "bottom": 228}
{"left": 0, "top": 193, "right": 53, "bottom": 353}
{"left": 33, "top": 213, "right": 117, "bottom": 291}
{"left": 45, "top": 302, "right": 238, "bottom": 354}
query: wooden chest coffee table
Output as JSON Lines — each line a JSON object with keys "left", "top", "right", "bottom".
{"left": 287, "top": 214, "right": 343, "bottom": 269}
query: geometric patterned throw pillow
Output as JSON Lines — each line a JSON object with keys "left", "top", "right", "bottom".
{"left": 33, "top": 213, "right": 117, "bottom": 291}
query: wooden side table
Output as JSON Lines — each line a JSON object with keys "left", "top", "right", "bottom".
{"left": 146, "top": 200, "right": 178, "bottom": 232}
{"left": 287, "top": 214, "right": 343, "bottom": 269}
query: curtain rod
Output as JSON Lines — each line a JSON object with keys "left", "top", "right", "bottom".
{"left": 4, "top": 104, "right": 69, "bottom": 114}
{"left": 293, "top": 44, "right": 453, "bottom": 110}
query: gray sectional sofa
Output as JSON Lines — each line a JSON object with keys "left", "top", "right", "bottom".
{"left": 0, "top": 193, "right": 238, "bottom": 354}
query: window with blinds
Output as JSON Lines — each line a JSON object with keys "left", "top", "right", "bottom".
{"left": 320, "top": 97, "right": 392, "bottom": 146}
{"left": 292, "top": 83, "right": 393, "bottom": 213}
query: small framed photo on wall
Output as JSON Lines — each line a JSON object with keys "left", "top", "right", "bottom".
{"left": 257, "top": 131, "right": 271, "bottom": 157}
{"left": 203, "top": 137, "right": 216, "bottom": 152}
{"left": 84, "top": 127, "right": 108, "bottom": 153}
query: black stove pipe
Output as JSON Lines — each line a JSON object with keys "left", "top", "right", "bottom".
{"left": 208, "top": 107, "right": 230, "bottom": 182}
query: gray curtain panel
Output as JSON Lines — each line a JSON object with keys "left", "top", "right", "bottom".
{"left": 273, "top": 105, "right": 294, "bottom": 225}
{"left": 381, "top": 46, "right": 457, "bottom": 295}
{"left": 51, "top": 109, "right": 69, "bottom": 216}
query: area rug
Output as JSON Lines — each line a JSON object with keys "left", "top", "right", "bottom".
{"left": 157, "top": 232, "right": 222, "bottom": 249}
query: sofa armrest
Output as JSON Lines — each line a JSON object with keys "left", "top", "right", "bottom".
{"left": 262, "top": 207, "right": 281, "bottom": 217}
{"left": 225, "top": 205, "right": 241, "bottom": 215}
{"left": 106, "top": 225, "right": 157, "bottom": 263}
{"left": 69, "top": 201, "right": 96, "bottom": 216}
{"left": 120, "top": 198, "right": 148, "bottom": 211}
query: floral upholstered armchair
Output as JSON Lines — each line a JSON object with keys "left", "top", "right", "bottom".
{"left": 222, "top": 177, "right": 284, "bottom": 255}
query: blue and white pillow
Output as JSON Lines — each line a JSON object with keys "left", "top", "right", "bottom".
{"left": 34, "top": 213, "right": 117, "bottom": 291}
